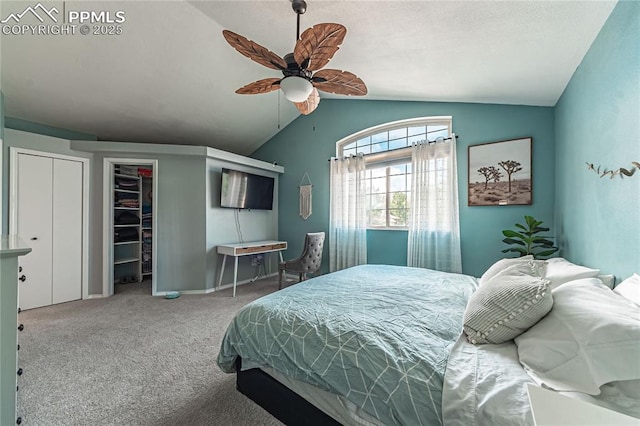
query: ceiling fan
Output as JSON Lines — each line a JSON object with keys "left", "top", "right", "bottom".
{"left": 222, "top": 0, "right": 367, "bottom": 115}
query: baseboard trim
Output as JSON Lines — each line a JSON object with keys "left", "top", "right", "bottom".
{"left": 153, "top": 272, "right": 280, "bottom": 296}
{"left": 85, "top": 294, "right": 106, "bottom": 299}
{"left": 162, "top": 288, "right": 217, "bottom": 296}
{"left": 283, "top": 272, "right": 299, "bottom": 281}
{"left": 215, "top": 272, "right": 280, "bottom": 292}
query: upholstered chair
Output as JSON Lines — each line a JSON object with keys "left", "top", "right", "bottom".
{"left": 278, "top": 232, "right": 325, "bottom": 289}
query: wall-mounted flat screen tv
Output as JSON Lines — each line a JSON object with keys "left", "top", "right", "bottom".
{"left": 220, "top": 168, "right": 274, "bottom": 210}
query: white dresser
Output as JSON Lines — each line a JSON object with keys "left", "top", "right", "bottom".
{"left": 0, "top": 236, "right": 31, "bottom": 425}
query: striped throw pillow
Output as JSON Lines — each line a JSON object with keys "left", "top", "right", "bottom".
{"left": 464, "top": 260, "right": 552, "bottom": 344}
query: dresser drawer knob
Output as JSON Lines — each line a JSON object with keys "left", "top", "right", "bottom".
{"left": 18, "top": 324, "right": 24, "bottom": 332}
{"left": 17, "top": 368, "right": 23, "bottom": 376}
{"left": 19, "top": 275, "right": 26, "bottom": 282}
{"left": 17, "top": 417, "right": 22, "bottom": 424}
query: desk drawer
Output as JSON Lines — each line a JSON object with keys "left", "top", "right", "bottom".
{"left": 236, "top": 243, "right": 286, "bottom": 255}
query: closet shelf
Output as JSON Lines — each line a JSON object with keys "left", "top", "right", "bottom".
{"left": 114, "top": 257, "right": 139, "bottom": 265}
{"left": 112, "top": 163, "right": 154, "bottom": 287}
{"left": 114, "top": 241, "right": 139, "bottom": 246}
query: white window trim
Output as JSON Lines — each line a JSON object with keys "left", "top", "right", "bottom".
{"left": 336, "top": 116, "right": 452, "bottom": 156}
{"left": 335, "top": 116, "right": 453, "bottom": 230}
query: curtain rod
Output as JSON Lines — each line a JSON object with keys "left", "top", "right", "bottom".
{"left": 328, "top": 134, "right": 459, "bottom": 161}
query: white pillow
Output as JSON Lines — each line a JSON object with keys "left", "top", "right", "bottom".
{"left": 515, "top": 278, "right": 640, "bottom": 395}
{"left": 480, "top": 255, "right": 534, "bottom": 285}
{"left": 545, "top": 257, "right": 600, "bottom": 289}
{"left": 614, "top": 273, "right": 640, "bottom": 306}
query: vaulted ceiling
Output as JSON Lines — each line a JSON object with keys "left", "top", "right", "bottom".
{"left": 1, "top": 1, "right": 617, "bottom": 155}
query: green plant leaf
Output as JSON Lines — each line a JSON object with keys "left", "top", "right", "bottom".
{"left": 501, "top": 247, "right": 528, "bottom": 255}
{"left": 502, "top": 238, "right": 525, "bottom": 246}
{"left": 532, "top": 226, "right": 550, "bottom": 233}
{"left": 515, "top": 223, "right": 528, "bottom": 231}
{"left": 502, "top": 230, "right": 526, "bottom": 239}
{"left": 531, "top": 237, "right": 552, "bottom": 242}
{"left": 532, "top": 239, "right": 555, "bottom": 246}
{"left": 536, "top": 249, "right": 559, "bottom": 257}
{"left": 525, "top": 216, "right": 540, "bottom": 228}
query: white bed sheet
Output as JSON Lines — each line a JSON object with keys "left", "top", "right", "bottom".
{"left": 442, "top": 335, "right": 640, "bottom": 425}
{"left": 442, "top": 335, "right": 535, "bottom": 426}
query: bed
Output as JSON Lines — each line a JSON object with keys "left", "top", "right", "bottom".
{"left": 217, "top": 261, "right": 640, "bottom": 425}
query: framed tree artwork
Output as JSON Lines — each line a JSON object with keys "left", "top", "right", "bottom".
{"left": 468, "top": 137, "right": 532, "bottom": 206}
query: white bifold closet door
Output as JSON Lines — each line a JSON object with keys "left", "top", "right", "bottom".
{"left": 16, "top": 153, "right": 83, "bottom": 310}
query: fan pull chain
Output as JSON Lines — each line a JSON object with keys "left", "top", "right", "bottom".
{"left": 277, "top": 91, "right": 281, "bottom": 129}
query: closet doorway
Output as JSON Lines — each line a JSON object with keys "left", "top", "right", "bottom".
{"left": 9, "top": 148, "right": 90, "bottom": 310}
{"left": 103, "top": 158, "right": 158, "bottom": 296}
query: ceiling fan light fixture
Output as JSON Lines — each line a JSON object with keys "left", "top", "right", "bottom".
{"left": 280, "top": 76, "right": 313, "bottom": 103}
{"left": 222, "top": 1, "right": 366, "bottom": 116}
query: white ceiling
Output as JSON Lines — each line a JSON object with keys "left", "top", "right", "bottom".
{"left": 0, "top": 1, "right": 617, "bottom": 155}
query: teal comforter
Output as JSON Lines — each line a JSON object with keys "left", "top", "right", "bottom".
{"left": 217, "top": 264, "right": 478, "bottom": 425}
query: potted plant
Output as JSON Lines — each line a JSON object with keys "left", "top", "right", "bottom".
{"left": 502, "top": 215, "right": 559, "bottom": 259}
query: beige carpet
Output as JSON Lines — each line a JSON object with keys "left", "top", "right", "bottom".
{"left": 16, "top": 277, "right": 286, "bottom": 425}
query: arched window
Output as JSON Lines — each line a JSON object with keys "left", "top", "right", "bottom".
{"left": 336, "top": 117, "right": 452, "bottom": 228}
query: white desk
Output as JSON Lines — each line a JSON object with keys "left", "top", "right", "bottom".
{"left": 217, "top": 240, "right": 287, "bottom": 297}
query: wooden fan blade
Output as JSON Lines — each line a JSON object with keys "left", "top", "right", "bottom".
{"left": 294, "top": 87, "right": 320, "bottom": 115}
{"left": 223, "top": 30, "right": 287, "bottom": 71}
{"left": 312, "top": 69, "right": 368, "bottom": 96}
{"left": 235, "top": 78, "right": 281, "bottom": 95}
{"left": 294, "top": 23, "right": 346, "bottom": 71}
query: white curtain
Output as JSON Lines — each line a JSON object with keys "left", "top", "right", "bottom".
{"left": 329, "top": 155, "right": 367, "bottom": 272}
{"left": 407, "top": 134, "right": 462, "bottom": 273}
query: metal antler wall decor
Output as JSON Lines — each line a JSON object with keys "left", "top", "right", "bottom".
{"left": 586, "top": 161, "right": 640, "bottom": 179}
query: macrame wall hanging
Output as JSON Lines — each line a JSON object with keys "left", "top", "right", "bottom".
{"left": 299, "top": 172, "right": 313, "bottom": 220}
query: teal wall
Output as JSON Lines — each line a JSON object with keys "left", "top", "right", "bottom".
{"left": 367, "top": 230, "right": 408, "bottom": 266}
{"left": 252, "top": 100, "right": 556, "bottom": 277}
{"left": 554, "top": 0, "right": 640, "bottom": 281}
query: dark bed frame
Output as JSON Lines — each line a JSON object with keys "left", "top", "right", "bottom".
{"left": 235, "top": 357, "right": 341, "bottom": 425}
